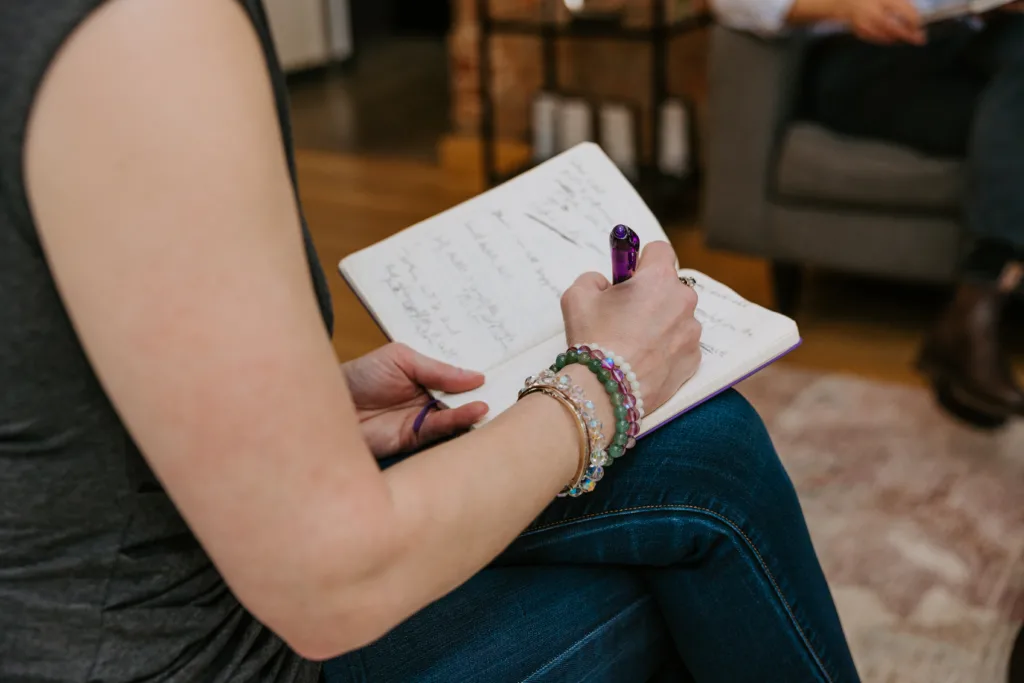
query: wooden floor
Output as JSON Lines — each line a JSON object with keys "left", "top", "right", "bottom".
{"left": 297, "top": 149, "right": 477, "bottom": 361}
{"left": 296, "top": 148, "right": 1022, "bottom": 389}
{"left": 288, "top": 39, "right": 450, "bottom": 161}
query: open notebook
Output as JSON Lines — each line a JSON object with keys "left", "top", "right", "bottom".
{"left": 920, "top": 0, "right": 1011, "bottom": 21}
{"left": 339, "top": 143, "right": 801, "bottom": 438}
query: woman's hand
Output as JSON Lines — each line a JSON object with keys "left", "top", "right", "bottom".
{"left": 835, "top": 0, "right": 925, "bottom": 45}
{"left": 559, "top": 242, "right": 702, "bottom": 414}
{"left": 342, "top": 344, "right": 488, "bottom": 457}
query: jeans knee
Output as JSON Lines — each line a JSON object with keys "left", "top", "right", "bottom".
{"left": 641, "top": 390, "right": 798, "bottom": 521}
{"left": 646, "top": 389, "right": 773, "bottom": 468}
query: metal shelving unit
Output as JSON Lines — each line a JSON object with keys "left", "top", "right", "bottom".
{"left": 476, "top": 0, "right": 711, "bottom": 219}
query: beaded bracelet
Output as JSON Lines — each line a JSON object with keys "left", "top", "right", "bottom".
{"left": 522, "top": 370, "right": 609, "bottom": 453}
{"left": 519, "top": 385, "right": 590, "bottom": 496}
{"left": 552, "top": 345, "right": 644, "bottom": 460}
{"left": 520, "top": 370, "right": 608, "bottom": 497}
{"left": 583, "top": 344, "right": 645, "bottom": 419}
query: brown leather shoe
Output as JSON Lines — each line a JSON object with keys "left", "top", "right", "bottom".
{"left": 917, "top": 281, "right": 1024, "bottom": 425}
{"left": 1010, "top": 624, "right": 1024, "bottom": 683}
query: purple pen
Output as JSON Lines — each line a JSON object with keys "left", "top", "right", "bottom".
{"left": 610, "top": 224, "right": 640, "bottom": 284}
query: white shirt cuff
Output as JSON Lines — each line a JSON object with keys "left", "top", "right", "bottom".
{"left": 708, "top": 0, "right": 795, "bottom": 35}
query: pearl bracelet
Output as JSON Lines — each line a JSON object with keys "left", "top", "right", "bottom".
{"left": 582, "top": 344, "right": 644, "bottom": 418}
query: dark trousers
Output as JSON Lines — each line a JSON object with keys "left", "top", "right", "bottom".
{"left": 323, "top": 390, "right": 860, "bottom": 683}
{"left": 805, "top": 17, "right": 1024, "bottom": 279}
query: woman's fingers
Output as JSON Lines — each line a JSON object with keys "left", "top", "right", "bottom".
{"left": 395, "top": 345, "right": 485, "bottom": 393}
{"left": 635, "top": 241, "right": 677, "bottom": 273}
{"left": 415, "top": 401, "right": 489, "bottom": 447}
{"left": 879, "top": 0, "right": 924, "bottom": 44}
{"left": 883, "top": 0, "right": 922, "bottom": 28}
{"left": 852, "top": 0, "right": 924, "bottom": 45}
{"left": 570, "top": 271, "right": 611, "bottom": 293}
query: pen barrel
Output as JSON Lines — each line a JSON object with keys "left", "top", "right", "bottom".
{"left": 610, "top": 224, "right": 640, "bottom": 284}
{"left": 611, "top": 247, "right": 636, "bottom": 285}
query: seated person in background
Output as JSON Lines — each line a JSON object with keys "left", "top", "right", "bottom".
{"left": 712, "top": 0, "right": 1024, "bottom": 425}
{"left": 1, "top": 1, "right": 860, "bottom": 682}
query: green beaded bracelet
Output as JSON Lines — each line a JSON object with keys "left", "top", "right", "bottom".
{"left": 554, "top": 349, "right": 633, "bottom": 460}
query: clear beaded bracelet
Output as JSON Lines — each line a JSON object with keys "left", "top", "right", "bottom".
{"left": 519, "top": 385, "right": 589, "bottom": 496}
{"left": 520, "top": 370, "right": 609, "bottom": 497}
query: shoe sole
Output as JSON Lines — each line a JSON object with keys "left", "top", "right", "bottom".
{"left": 916, "top": 356, "right": 1010, "bottom": 430}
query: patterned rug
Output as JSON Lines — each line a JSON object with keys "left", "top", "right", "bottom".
{"left": 738, "top": 366, "right": 1024, "bottom": 683}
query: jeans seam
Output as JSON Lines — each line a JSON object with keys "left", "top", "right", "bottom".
{"left": 520, "top": 504, "right": 836, "bottom": 683}
{"left": 519, "top": 595, "right": 652, "bottom": 683}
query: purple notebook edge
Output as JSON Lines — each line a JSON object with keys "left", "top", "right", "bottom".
{"left": 637, "top": 338, "right": 804, "bottom": 441}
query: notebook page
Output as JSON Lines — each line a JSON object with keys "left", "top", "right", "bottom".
{"left": 917, "top": 0, "right": 969, "bottom": 19}
{"left": 971, "top": 0, "right": 1012, "bottom": 13}
{"left": 438, "top": 270, "right": 801, "bottom": 430}
{"left": 917, "top": 0, "right": 1007, "bottom": 21}
{"left": 434, "top": 332, "right": 568, "bottom": 416}
{"left": 339, "top": 143, "right": 667, "bottom": 373}
{"left": 640, "top": 269, "right": 800, "bottom": 434}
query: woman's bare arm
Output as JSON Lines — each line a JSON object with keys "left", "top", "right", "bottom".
{"left": 25, "top": 0, "right": 593, "bottom": 659}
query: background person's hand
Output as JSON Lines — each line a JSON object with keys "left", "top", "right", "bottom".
{"left": 559, "top": 242, "right": 702, "bottom": 413}
{"left": 342, "top": 344, "right": 488, "bottom": 457}
{"left": 837, "top": 0, "right": 925, "bottom": 44}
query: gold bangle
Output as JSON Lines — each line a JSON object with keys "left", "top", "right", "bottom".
{"left": 519, "top": 386, "right": 590, "bottom": 495}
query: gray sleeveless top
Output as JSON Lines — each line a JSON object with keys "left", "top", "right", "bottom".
{"left": 0, "top": 1, "right": 332, "bottom": 680}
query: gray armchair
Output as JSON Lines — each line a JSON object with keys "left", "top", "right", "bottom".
{"left": 703, "top": 26, "right": 967, "bottom": 313}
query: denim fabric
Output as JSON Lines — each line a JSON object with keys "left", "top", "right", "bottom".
{"left": 805, "top": 18, "right": 1024, "bottom": 272}
{"left": 323, "top": 390, "right": 860, "bottom": 683}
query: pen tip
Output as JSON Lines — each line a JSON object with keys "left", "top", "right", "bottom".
{"left": 612, "top": 224, "right": 628, "bottom": 239}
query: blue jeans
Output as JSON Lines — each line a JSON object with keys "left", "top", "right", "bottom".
{"left": 323, "top": 390, "right": 860, "bottom": 683}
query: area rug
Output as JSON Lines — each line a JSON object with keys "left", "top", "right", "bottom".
{"left": 738, "top": 366, "right": 1024, "bottom": 683}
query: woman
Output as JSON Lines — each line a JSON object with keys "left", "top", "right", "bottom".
{"left": 0, "top": 0, "right": 860, "bottom": 681}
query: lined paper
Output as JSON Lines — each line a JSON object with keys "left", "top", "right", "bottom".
{"left": 340, "top": 143, "right": 667, "bottom": 372}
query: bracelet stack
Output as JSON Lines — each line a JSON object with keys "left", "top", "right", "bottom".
{"left": 519, "top": 371, "right": 607, "bottom": 497}
{"left": 518, "top": 344, "right": 644, "bottom": 498}
{"left": 555, "top": 344, "right": 643, "bottom": 456}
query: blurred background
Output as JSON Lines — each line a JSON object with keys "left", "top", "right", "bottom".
{"left": 266, "top": 1, "right": 1024, "bottom": 681}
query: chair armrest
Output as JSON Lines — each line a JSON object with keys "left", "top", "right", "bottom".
{"left": 703, "top": 26, "right": 808, "bottom": 255}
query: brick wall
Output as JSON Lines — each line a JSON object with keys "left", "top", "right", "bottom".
{"left": 448, "top": 0, "right": 709, "bottom": 162}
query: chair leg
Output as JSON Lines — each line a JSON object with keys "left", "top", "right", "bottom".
{"left": 770, "top": 261, "right": 804, "bottom": 316}
{"left": 1010, "top": 624, "right": 1024, "bottom": 683}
